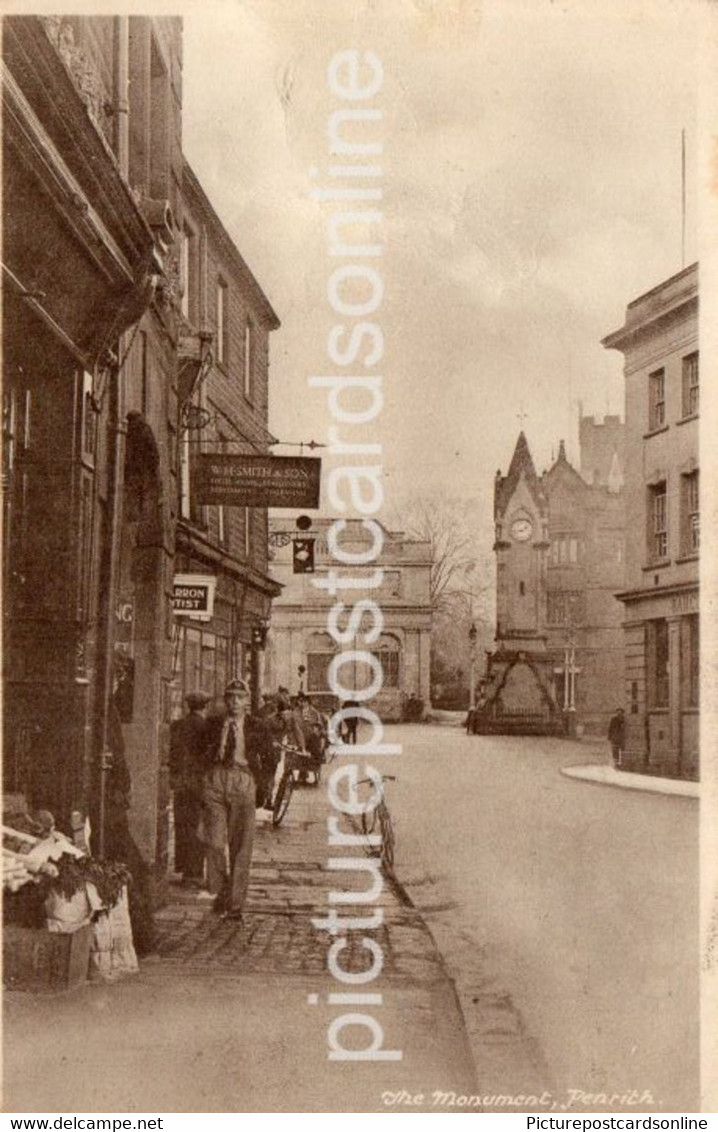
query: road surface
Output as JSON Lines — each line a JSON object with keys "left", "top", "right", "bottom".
{"left": 378, "top": 722, "right": 699, "bottom": 1111}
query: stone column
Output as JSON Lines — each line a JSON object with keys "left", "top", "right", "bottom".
{"left": 419, "top": 627, "right": 432, "bottom": 706}
{"left": 667, "top": 616, "right": 683, "bottom": 774}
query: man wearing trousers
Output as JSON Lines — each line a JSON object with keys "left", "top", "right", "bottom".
{"left": 201, "top": 678, "right": 255, "bottom": 921}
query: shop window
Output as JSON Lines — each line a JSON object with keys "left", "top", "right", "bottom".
{"left": 646, "top": 619, "right": 669, "bottom": 709}
{"left": 681, "top": 352, "right": 699, "bottom": 418}
{"left": 682, "top": 615, "right": 699, "bottom": 708}
{"left": 648, "top": 482, "right": 668, "bottom": 561}
{"left": 681, "top": 471, "right": 699, "bottom": 555}
{"left": 648, "top": 368, "right": 665, "bottom": 431}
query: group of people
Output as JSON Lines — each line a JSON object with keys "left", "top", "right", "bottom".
{"left": 168, "top": 681, "right": 330, "bottom": 922}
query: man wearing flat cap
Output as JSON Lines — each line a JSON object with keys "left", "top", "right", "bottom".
{"left": 169, "top": 691, "right": 212, "bottom": 886}
{"left": 200, "top": 678, "right": 255, "bottom": 920}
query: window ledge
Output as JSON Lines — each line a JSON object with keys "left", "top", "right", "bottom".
{"left": 642, "top": 559, "right": 671, "bottom": 572}
{"left": 675, "top": 553, "right": 699, "bottom": 564}
{"left": 643, "top": 424, "right": 669, "bottom": 440}
{"left": 677, "top": 413, "right": 699, "bottom": 426}
{"left": 647, "top": 707, "right": 669, "bottom": 715}
{"left": 682, "top": 707, "right": 699, "bottom": 715}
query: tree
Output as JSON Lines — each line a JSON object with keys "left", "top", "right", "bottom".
{"left": 387, "top": 495, "right": 495, "bottom": 708}
{"left": 391, "top": 495, "right": 492, "bottom": 612}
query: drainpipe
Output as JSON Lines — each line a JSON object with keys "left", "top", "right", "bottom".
{"left": 97, "top": 355, "right": 127, "bottom": 858}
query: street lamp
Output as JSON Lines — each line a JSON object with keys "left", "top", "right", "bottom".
{"left": 468, "top": 622, "right": 478, "bottom": 711}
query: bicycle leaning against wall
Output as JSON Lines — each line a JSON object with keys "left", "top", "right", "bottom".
{"left": 357, "top": 774, "right": 396, "bottom": 873}
{"left": 271, "top": 740, "right": 316, "bottom": 827}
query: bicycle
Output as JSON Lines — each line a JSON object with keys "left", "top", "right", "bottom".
{"left": 271, "top": 740, "right": 317, "bottom": 827}
{"left": 358, "top": 775, "right": 396, "bottom": 872}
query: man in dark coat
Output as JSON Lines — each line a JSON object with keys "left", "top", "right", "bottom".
{"left": 169, "top": 692, "right": 211, "bottom": 884}
{"left": 608, "top": 707, "right": 626, "bottom": 769}
{"left": 200, "top": 678, "right": 255, "bottom": 920}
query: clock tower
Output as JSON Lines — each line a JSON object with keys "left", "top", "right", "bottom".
{"left": 479, "top": 432, "right": 562, "bottom": 734}
{"left": 493, "top": 431, "right": 549, "bottom": 649}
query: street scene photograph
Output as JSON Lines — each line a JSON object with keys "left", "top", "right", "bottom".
{"left": 2, "top": 0, "right": 716, "bottom": 1117}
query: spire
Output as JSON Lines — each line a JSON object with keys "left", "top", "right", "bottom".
{"left": 495, "top": 431, "right": 546, "bottom": 518}
{"left": 558, "top": 439, "right": 567, "bottom": 462}
{"left": 506, "top": 431, "right": 538, "bottom": 482}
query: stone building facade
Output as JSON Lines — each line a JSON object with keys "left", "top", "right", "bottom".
{"left": 2, "top": 17, "right": 283, "bottom": 903}
{"left": 479, "top": 421, "right": 625, "bottom": 736}
{"left": 264, "top": 518, "right": 433, "bottom": 722}
{"left": 2, "top": 16, "right": 182, "bottom": 880}
{"left": 170, "top": 161, "right": 281, "bottom": 717}
{"left": 603, "top": 264, "right": 699, "bottom": 779}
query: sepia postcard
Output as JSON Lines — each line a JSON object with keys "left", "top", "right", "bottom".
{"left": 2, "top": 0, "right": 717, "bottom": 1118}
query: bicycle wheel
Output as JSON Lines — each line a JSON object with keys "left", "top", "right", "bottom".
{"left": 379, "top": 803, "right": 395, "bottom": 871}
{"left": 272, "top": 770, "right": 294, "bottom": 826}
{"left": 361, "top": 803, "right": 379, "bottom": 839}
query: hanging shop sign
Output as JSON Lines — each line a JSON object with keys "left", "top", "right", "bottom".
{"left": 194, "top": 454, "right": 321, "bottom": 508}
{"left": 172, "top": 574, "right": 216, "bottom": 621}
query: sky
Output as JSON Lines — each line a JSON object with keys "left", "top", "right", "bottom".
{"left": 180, "top": 0, "right": 702, "bottom": 538}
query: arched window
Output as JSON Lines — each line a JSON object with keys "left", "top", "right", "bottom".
{"left": 306, "top": 632, "right": 336, "bottom": 692}
{"left": 373, "top": 633, "right": 401, "bottom": 689}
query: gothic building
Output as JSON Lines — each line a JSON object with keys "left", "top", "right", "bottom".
{"left": 478, "top": 420, "right": 625, "bottom": 736}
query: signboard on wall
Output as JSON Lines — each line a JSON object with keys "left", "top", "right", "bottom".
{"left": 172, "top": 574, "right": 216, "bottom": 621}
{"left": 194, "top": 455, "right": 321, "bottom": 508}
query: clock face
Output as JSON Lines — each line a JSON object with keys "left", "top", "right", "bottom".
{"left": 511, "top": 517, "right": 533, "bottom": 542}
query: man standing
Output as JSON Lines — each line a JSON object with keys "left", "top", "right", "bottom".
{"left": 200, "top": 678, "right": 255, "bottom": 921}
{"left": 169, "top": 692, "right": 211, "bottom": 886}
{"left": 292, "top": 691, "right": 325, "bottom": 783}
{"left": 608, "top": 707, "right": 626, "bottom": 769}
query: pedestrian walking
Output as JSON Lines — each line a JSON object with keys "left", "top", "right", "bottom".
{"left": 608, "top": 707, "right": 626, "bottom": 769}
{"left": 341, "top": 699, "right": 360, "bottom": 744}
{"left": 200, "top": 678, "right": 255, "bottom": 921}
{"left": 169, "top": 691, "right": 211, "bottom": 886}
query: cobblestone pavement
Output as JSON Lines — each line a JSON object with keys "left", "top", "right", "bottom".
{"left": 148, "top": 786, "right": 446, "bottom": 985}
{"left": 2, "top": 777, "right": 484, "bottom": 1111}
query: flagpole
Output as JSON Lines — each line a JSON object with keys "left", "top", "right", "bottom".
{"left": 681, "top": 128, "right": 686, "bottom": 268}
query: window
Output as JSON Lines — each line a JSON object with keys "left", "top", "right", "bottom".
{"left": 81, "top": 372, "right": 97, "bottom": 464}
{"left": 216, "top": 279, "right": 229, "bottom": 366}
{"left": 373, "top": 635, "right": 401, "bottom": 688}
{"left": 244, "top": 320, "right": 253, "bottom": 399}
{"left": 306, "top": 632, "right": 336, "bottom": 692}
{"left": 646, "top": 619, "right": 669, "bottom": 708}
{"left": 681, "top": 352, "right": 699, "bottom": 417}
{"left": 244, "top": 506, "right": 251, "bottom": 558}
{"left": 549, "top": 535, "right": 580, "bottom": 566}
{"left": 180, "top": 224, "right": 198, "bottom": 322}
{"left": 648, "top": 368, "right": 665, "bottom": 431}
{"left": 648, "top": 482, "right": 667, "bottom": 560}
{"left": 547, "top": 591, "right": 585, "bottom": 627}
{"left": 681, "top": 471, "right": 699, "bottom": 555}
{"left": 682, "top": 615, "right": 699, "bottom": 708}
